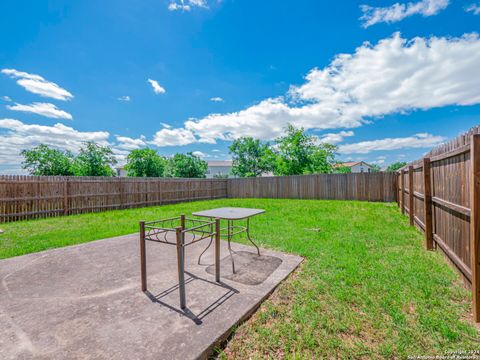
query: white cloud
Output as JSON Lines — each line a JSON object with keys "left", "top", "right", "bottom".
{"left": 192, "top": 151, "right": 206, "bottom": 157}
{"left": 337, "top": 133, "right": 445, "bottom": 154}
{"left": 465, "top": 3, "right": 480, "bottom": 14}
{"left": 371, "top": 155, "right": 387, "bottom": 165}
{"left": 210, "top": 97, "right": 224, "bottom": 102}
{"left": 2, "top": 96, "right": 12, "bottom": 102}
{"left": 160, "top": 122, "right": 172, "bottom": 129}
{"left": 168, "top": 0, "right": 207, "bottom": 11}
{"left": 190, "top": 0, "right": 207, "bottom": 6}
{"left": 0, "top": 118, "right": 110, "bottom": 164}
{"left": 1, "top": 69, "right": 73, "bottom": 101}
{"left": 150, "top": 127, "right": 197, "bottom": 146}
{"left": 185, "top": 98, "right": 296, "bottom": 143}
{"left": 112, "top": 150, "right": 129, "bottom": 166}
{"left": 147, "top": 79, "right": 166, "bottom": 94}
{"left": 6, "top": 102, "right": 73, "bottom": 120}
{"left": 360, "top": 0, "right": 449, "bottom": 28}
{"left": 173, "top": 33, "right": 480, "bottom": 145}
{"left": 115, "top": 135, "right": 146, "bottom": 150}
{"left": 168, "top": 2, "right": 190, "bottom": 11}
{"left": 118, "top": 95, "right": 131, "bottom": 102}
{"left": 317, "top": 131, "right": 354, "bottom": 145}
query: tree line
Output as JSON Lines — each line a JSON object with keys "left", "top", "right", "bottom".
{"left": 20, "top": 124, "right": 407, "bottom": 177}
{"left": 21, "top": 142, "right": 208, "bottom": 178}
{"left": 228, "top": 125, "right": 409, "bottom": 176}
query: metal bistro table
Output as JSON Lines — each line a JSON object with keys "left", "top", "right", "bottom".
{"left": 193, "top": 207, "right": 265, "bottom": 274}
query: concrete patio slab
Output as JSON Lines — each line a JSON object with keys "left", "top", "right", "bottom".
{"left": 0, "top": 233, "right": 302, "bottom": 360}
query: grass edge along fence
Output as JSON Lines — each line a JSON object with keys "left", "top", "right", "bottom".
{"left": 396, "top": 125, "right": 480, "bottom": 323}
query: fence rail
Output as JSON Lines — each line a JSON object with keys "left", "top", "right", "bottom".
{"left": 396, "top": 125, "right": 480, "bottom": 323}
{"left": 0, "top": 176, "right": 227, "bottom": 222}
{"left": 228, "top": 172, "right": 396, "bottom": 202}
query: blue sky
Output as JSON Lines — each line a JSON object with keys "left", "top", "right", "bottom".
{"left": 1, "top": 0, "right": 480, "bottom": 173}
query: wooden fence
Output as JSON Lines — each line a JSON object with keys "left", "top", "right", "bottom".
{"left": 396, "top": 126, "right": 480, "bottom": 322}
{"left": 0, "top": 173, "right": 396, "bottom": 223}
{"left": 0, "top": 176, "right": 227, "bottom": 222}
{"left": 228, "top": 172, "right": 396, "bottom": 202}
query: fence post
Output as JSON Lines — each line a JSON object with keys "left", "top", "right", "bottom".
{"left": 395, "top": 172, "right": 399, "bottom": 207}
{"left": 423, "top": 158, "right": 434, "bottom": 250}
{"left": 63, "top": 178, "right": 69, "bottom": 216}
{"left": 159, "top": 179, "right": 163, "bottom": 205}
{"left": 400, "top": 170, "right": 405, "bottom": 214}
{"left": 119, "top": 178, "right": 124, "bottom": 209}
{"left": 408, "top": 165, "right": 414, "bottom": 226}
{"left": 470, "top": 134, "right": 480, "bottom": 322}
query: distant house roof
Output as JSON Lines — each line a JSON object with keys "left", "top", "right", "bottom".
{"left": 207, "top": 160, "right": 232, "bottom": 167}
{"left": 335, "top": 161, "right": 373, "bottom": 168}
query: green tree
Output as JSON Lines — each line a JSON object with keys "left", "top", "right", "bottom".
{"left": 273, "top": 125, "right": 312, "bottom": 175}
{"left": 386, "top": 161, "right": 407, "bottom": 172}
{"left": 370, "top": 164, "right": 382, "bottom": 172}
{"left": 272, "top": 124, "right": 336, "bottom": 175}
{"left": 21, "top": 144, "right": 75, "bottom": 176}
{"left": 73, "top": 141, "right": 117, "bottom": 176}
{"left": 333, "top": 165, "right": 352, "bottom": 174}
{"left": 306, "top": 144, "right": 337, "bottom": 174}
{"left": 229, "top": 137, "right": 272, "bottom": 177}
{"left": 125, "top": 148, "right": 166, "bottom": 177}
{"left": 164, "top": 152, "right": 208, "bottom": 178}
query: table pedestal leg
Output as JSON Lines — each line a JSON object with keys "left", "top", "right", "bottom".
{"left": 246, "top": 218, "right": 261, "bottom": 256}
{"left": 215, "top": 218, "right": 220, "bottom": 282}
{"left": 227, "top": 219, "right": 236, "bottom": 274}
{"left": 197, "top": 236, "right": 213, "bottom": 265}
{"left": 140, "top": 221, "right": 147, "bottom": 291}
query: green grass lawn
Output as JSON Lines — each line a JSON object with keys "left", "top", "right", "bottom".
{"left": 0, "top": 199, "right": 478, "bottom": 358}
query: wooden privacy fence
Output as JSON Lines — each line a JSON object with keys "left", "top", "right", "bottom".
{"left": 228, "top": 172, "right": 396, "bottom": 202}
{"left": 396, "top": 126, "right": 480, "bottom": 322}
{"left": 0, "top": 176, "right": 227, "bottom": 222}
{"left": 0, "top": 172, "right": 396, "bottom": 223}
